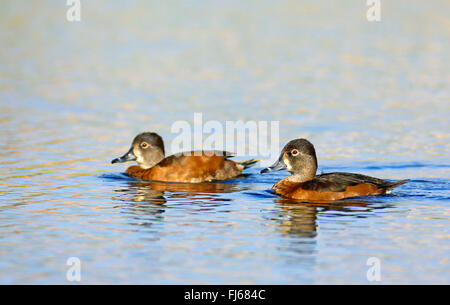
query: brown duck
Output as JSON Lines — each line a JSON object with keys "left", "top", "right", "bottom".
{"left": 112, "top": 132, "right": 257, "bottom": 183}
{"left": 261, "top": 138, "right": 408, "bottom": 201}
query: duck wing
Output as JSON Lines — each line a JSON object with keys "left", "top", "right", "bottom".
{"left": 302, "top": 172, "right": 408, "bottom": 193}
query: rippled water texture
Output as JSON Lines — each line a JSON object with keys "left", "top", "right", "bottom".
{"left": 0, "top": 0, "right": 449, "bottom": 284}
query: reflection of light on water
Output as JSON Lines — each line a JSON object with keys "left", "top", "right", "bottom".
{"left": 0, "top": 0, "right": 448, "bottom": 284}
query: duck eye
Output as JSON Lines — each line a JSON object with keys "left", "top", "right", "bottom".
{"left": 141, "top": 142, "right": 149, "bottom": 149}
{"left": 291, "top": 149, "right": 299, "bottom": 156}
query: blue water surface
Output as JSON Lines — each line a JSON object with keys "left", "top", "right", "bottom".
{"left": 0, "top": 0, "right": 449, "bottom": 284}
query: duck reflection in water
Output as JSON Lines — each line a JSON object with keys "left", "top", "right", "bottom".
{"left": 112, "top": 179, "right": 247, "bottom": 215}
{"left": 272, "top": 198, "right": 386, "bottom": 238}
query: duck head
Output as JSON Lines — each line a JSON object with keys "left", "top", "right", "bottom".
{"left": 111, "top": 132, "right": 165, "bottom": 169}
{"left": 261, "top": 138, "right": 318, "bottom": 180}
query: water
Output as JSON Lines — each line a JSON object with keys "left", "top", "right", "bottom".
{"left": 0, "top": 0, "right": 449, "bottom": 284}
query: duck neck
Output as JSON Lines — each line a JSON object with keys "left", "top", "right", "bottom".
{"left": 137, "top": 149, "right": 165, "bottom": 169}
{"left": 287, "top": 163, "right": 317, "bottom": 183}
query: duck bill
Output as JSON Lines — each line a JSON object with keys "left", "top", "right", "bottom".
{"left": 111, "top": 147, "right": 136, "bottom": 164}
{"left": 260, "top": 154, "right": 287, "bottom": 173}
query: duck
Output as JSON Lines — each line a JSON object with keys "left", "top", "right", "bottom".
{"left": 261, "top": 138, "right": 408, "bottom": 201}
{"left": 111, "top": 132, "right": 257, "bottom": 183}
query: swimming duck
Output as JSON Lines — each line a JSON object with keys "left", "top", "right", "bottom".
{"left": 112, "top": 132, "right": 257, "bottom": 183}
{"left": 261, "top": 138, "right": 408, "bottom": 201}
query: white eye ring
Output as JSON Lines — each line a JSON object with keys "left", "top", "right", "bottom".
{"left": 291, "top": 149, "right": 299, "bottom": 156}
{"left": 141, "top": 142, "right": 149, "bottom": 149}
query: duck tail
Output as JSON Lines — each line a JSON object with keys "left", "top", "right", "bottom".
{"left": 386, "top": 179, "right": 409, "bottom": 191}
{"left": 237, "top": 159, "right": 259, "bottom": 169}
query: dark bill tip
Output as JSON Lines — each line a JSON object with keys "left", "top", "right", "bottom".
{"left": 111, "top": 158, "right": 121, "bottom": 164}
{"left": 260, "top": 154, "right": 287, "bottom": 174}
{"left": 111, "top": 147, "right": 136, "bottom": 165}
